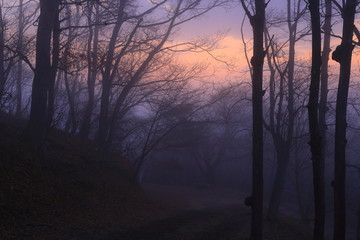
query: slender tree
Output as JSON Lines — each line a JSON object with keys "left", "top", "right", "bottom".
{"left": 16, "top": 0, "right": 24, "bottom": 117}
{"left": 0, "top": 5, "right": 5, "bottom": 102}
{"left": 319, "top": 0, "right": 331, "bottom": 159}
{"left": 46, "top": 6, "right": 60, "bottom": 128}
{"left": 240, "top": 0, "right": 266, "bottom": 239}
{"left": 261, "top": 0, "right": 308, "bottom": 220}
{"left": 332, "top": 0, "right": 358, "bottom": 239}
{"left": 307, "top": 0, "right": 325, "bottom": 239}
{"left": 79, "top": 1, "right": 100, "bottom": 138}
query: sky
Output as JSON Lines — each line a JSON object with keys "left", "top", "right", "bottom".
{"left": 174, "top": 2, "right": 253, "bottom": 81}
{"left": 171, "top": 0, "right": 303, "bottom": 81}
{"left": 170, "top": 0, "right": 355, "bottom": 82}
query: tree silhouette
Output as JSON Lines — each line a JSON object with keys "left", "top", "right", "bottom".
{"left": 240, "top": 0, "right": 266, "bottom": 239}
{"left": 332, "top": 0, "right": 358, "bottom": 239}
{"left": 307, "top": 0, "right": 325, "bottom": 239}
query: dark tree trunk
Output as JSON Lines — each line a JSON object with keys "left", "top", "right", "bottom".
{"left": 23, "top": 0, "right": 60, "bottom": 151}
{"left": 0, "top": 6, "right": 5, "bottom": 102}
{"left": 250, "top": 1, "right": 265, "bottom": 236}
{"left": 333, "top": 1, "right": 357, "bottom": 239}
{"left": 240, "top": 0, "right": 266, "bottom": 239}
{"left": 319, "top": 0, "right": 331, "bottom": 157}
{"left": 307, "top": 0, "right": 324, "bottom": 239}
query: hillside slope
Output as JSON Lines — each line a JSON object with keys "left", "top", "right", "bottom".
{"left": 0, "top": 114, "right": 170, "bottom": 240}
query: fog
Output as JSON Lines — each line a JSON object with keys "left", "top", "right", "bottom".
{"left": 0, "top": 0, "right": 359, "bottom": 239}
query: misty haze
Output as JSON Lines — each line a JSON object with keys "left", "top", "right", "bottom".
{"left": 0, "top": 0, "right": 359, "bottom": 240}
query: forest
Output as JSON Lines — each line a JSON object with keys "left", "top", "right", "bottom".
{"left": 0, "top": 0, "right": 360, "bottom": 240}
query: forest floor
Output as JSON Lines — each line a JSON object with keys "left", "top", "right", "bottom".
{"left": 0, "top": 113, "right": 312, "bottom": 240}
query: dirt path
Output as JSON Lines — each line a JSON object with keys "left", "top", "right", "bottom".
{"left": 99, "top": 207, "right": 250, "bottom": 240}
{"left": 63, "top": 184, "right": 311, "bottom": 240}
{"left": 96, "top": 206, "right": 312, "bottom": 240}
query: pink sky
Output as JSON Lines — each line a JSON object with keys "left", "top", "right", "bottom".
{"left": 173, "top": 1, "right": 360, "bottom": 82}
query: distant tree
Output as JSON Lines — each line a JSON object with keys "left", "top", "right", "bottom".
{"left": 194, "top": 85, "right": 250, "bottom": 186}
{"left": 127, "top": 61, "right": 212, "bottom": 181}
{"left": 79, "top": 1, "right": 100, "bottom": 138}
{"left": 332, "top": 1, "right": 358, "bottom": 239}
{"left": 240, "top": 0, "right": 266, "bottom": 239}
{"left": 0, "top": 4, "right": 19, "bottom": 107}
{"left": 95, "top": 0, "right": 230, "bottom": 153}
{"left": 16, "top": 0, "right": 25, "bottom": 117}
{"left": 262, "top": 0, "right": 308, "bottom": 220}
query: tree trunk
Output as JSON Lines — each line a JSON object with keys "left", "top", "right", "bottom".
{"left": 307, "top": 1, "right": 324, "bottom": 239}
{"left": 239, "top": 0, "right": 266, "bottom": 238}
{"left": 267, "top": 146, "right": 290, "bottom": 220}
{"left": 251, "top": 2, "right": 265, "bottom": 239}
{"left": 16, "top": 0, "right": 24, "bottom": 117}
{"left": 266, "top": 0, "right": 300, "bottom": 220}
{"left": 47, "top": 8, "right": 60, "bottom": 128}
{"left": 0, "top": 6, "right": 6, "bottom": 102}
{"left": 333, "top": 1, "right": 357, "bottom": 239}
{"left": 319, "top": 3, "right": 332, "bottom": 227}
{"left": 64, "top": 72, "right": 77, "bottom": 134}
{"left": 80, "top": 2, "right": 99, "bottom": 138}
{"left": 319, "top": 0, "right": 331, "bottom": 157}
{"left": 23, "top": 0, "right": 60, "bottom": 151}
{"left": 97, "top": 1, "right": 127, "bottom": 153}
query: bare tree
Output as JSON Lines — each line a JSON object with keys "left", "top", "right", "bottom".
{"left": 79, "top": 1, "right": 100, "bottom": 138}
{"left": 0, "top": 5, "right": 6, "bottom": 102}
{"left": 240, "top": 0, "right": 266, "bottom": 239}
{"left": 307, "top": 0, "right": 325, "bottom": 239}
{"left": 262, "top": 0, "right": 308, "bottom": 220}
{"left": 16, "top": 0, "right": 24, "bottom": 117}
{"left": 96, "top": 0, "right": 229, "bottom": 153}
{"left": 23, "top": 0, "right": 60, "bottom": 151}
{"left": 0, "top": 4, "right": 18, "bottom": 107}
{"left": 332, "top": 1, "right": 358, "bottom": 239}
